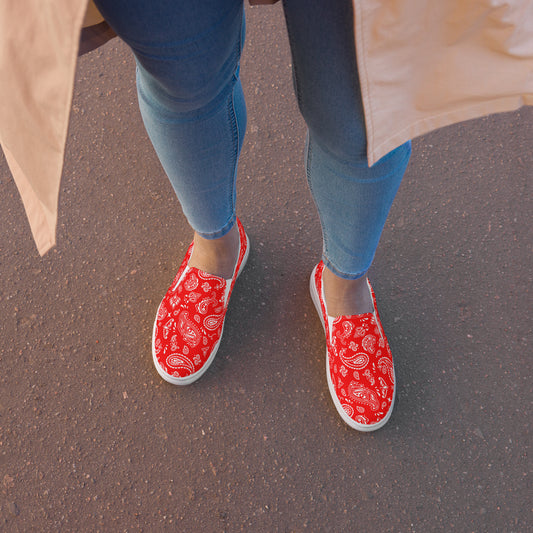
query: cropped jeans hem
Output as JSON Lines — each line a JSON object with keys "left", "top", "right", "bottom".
{"left": 194, "top": 213, "right": 237, "bottom": 240}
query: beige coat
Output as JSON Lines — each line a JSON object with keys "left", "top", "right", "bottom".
{"left": 1, "top": 0, "right": 531, "bottom": 255}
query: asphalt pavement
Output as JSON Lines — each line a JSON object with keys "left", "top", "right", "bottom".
{"left": 0, "top": 4, "right": 531, "bottom": 532}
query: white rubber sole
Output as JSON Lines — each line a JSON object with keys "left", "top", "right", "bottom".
{"left": 309, "top": 264, "right": 396, "bottom": 432}
{"left": 152, "top": 232, "right": 250, "bottom": 386}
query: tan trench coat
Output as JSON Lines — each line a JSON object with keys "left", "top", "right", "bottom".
{"left": 1, "top": 0, "right": 532, "bottom": 255}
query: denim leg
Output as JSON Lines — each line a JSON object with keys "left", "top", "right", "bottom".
{"left": 93, "top": 0, "right": 246, "bottom": 239}
{"left": 283, "top": 0, "right": 411, "bottom": 279}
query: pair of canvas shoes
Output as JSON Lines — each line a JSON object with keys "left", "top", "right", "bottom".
{"left": 152, "top": 218, "right": 395, "bottom": 431}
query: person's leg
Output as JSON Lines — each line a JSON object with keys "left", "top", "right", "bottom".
{"left": 282, "top": 0, "right": 411, "bottom": 316}
{"left": 284, "top": 0, "right": 408, "bottom": 430}
{"left": 93, "top": 0, "right": 250, "bottom": 385}
{"left": 93, "top": 0, "right": 245, "bottom": 278}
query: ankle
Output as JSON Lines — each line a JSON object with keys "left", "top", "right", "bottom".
{"left": 188, "top": 224, "right": 240, "bottom": 279}
{"left": 322, "top": 266, "right": 374, "bottom": 317}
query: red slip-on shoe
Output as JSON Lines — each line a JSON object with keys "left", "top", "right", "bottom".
{"left": 310, "top": 261, "right": 396, "bottom": 431}
{"left": 152, "top": 218, "right": 250, "bottom": 385}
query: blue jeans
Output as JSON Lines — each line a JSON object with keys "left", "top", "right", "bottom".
{"left": 94, "top": 0, "right": 411, "bottom": 279}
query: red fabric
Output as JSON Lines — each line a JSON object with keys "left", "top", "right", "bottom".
{"left": 313, "top": 261, "right": 395, "bottom": 428}
{"left": 153, "top": 219, "right": 248, "bottom": 382}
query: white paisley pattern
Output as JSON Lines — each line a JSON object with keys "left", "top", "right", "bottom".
{"left": 314, "top": 261, "right": 395, "bottom": 428}
{"left": 339, "top": 350, "right": 369, "bottom": 370}
{"left": 166, "top": 354, "right": 195, "bottom": 374}
{"left": 153, "top": 219, "right": 248, "bottom": 381}
{"left": 155, "top": 268, "right": 226, "bottom": 377}
{"left": 342, "top": 404, "right": 354, "bottom": 418}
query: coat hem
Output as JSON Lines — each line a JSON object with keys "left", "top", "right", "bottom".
{"left": 368, "top": 95, "right": 532, "bottom": 165}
